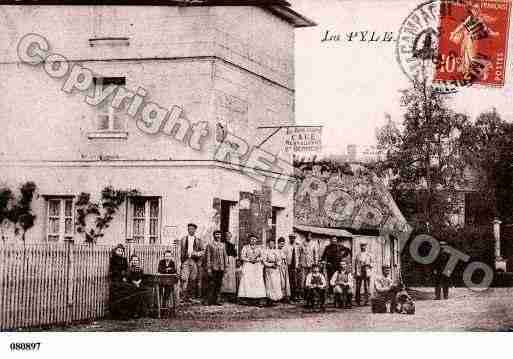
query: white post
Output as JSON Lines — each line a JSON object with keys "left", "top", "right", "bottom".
{"left": 493, "top": 219, "right": 502, "bottom": 259}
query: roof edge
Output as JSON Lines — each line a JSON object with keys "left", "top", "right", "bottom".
{"left": 294, "top": 224, "right": 353, "bottom": 238}
{"left": 0, "top": 0, "right": 316, "bottom": 27}
{"left": 265, "top": 4, "right": 317, "bottom": 28}
{"left": 0, "top": 0, "right": 291, "bottom": 6}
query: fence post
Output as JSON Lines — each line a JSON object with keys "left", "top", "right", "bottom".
{"left": 66, "top": 240, "right": 75, "bottom": 324}
{"left": 21, "top": 242, "right": 28, "bottom": 328}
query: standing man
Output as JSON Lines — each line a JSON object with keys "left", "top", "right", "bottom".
{"left": 355, "top": 242, "right": 373, "bottom": 306}
{"left": 180, "top": 223, "right": 204, "bottom": 303}
{"left": 283, "top": 233, "right": 300, "bottom": 301}
{"left": 321, "top": 236, "right": 341, "bottom": 294}
{"left": 339, "top": 237, "right": 352, "bottom": 263}
{"left": 433, "top": 241, "right": 451, "bottom": 300}
{"left": 205, "top": 230, "right": 228, "bottom": 306}
{"left": 299, "top": 232, "right": 319, "bottom": 300}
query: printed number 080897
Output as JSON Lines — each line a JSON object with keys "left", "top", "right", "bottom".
{"left": 9, "top": 342, "right": 41, "bottom": 351}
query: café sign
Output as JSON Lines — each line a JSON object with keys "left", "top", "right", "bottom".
{"left": 284, "top": 126, "right": 322, "bottom": 153}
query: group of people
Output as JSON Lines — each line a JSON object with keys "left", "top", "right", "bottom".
{"left": 179, "top": 224, "right": 237, "bottom": 305}
{"left": 108, "top": 223, "right": 413, "bottom": 319}
{"left": 109, "top": 244, "right": 180, "bottom": 319}
{"left": 177, "top": 224, "right": 356, "bottom": 310}
{"left": 108, "top": 245, "right": 149, "bottom": 319}
{"left": 178, "top": 223, "right": 400, "bottom": 312}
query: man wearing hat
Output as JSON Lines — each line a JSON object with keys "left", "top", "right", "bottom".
{"left": 205, "top": 230, "right": 228, "bottom": 306}
{"left": 180, "top": 223, "right": 205, "bottom": 303}
{"left": 433, "top": 241, "right": 451, "bottom": 300}
{"left": 299, "top": 232, "right": 319, "bottom": 300}
{"left": 283, "top": 233, "right": 301, "bottom": 301}
{"left": 321, "top": 237, "right": 340, "bottom": 293}
{"left": 355, "top": 242, "right": 373, "bottom": 306}
{"left": 321, "top": 236, "right": 351, "bottom": 295}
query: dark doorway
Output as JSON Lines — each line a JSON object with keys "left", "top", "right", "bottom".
{"left": 220, "top": 200, "right": 237, "bottom": 236}
{"left": 271, "top": 206, "right": 284, "bottom": 242}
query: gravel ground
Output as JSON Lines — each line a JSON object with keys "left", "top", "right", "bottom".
{"left": 56, "top": 288, "right": 513, "bottom": 332}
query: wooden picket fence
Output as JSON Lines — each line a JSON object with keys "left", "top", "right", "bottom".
{"left": 0, "top": 242, "right": 179, "bottom": 331}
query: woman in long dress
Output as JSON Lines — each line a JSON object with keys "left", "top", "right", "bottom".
{"left": 238, "top": 234, "right": 266, "bottom": 306}
{"left": 277, "top": 237, "right": 291, "bottom": 301}
{"left": 263, "top": 239, "right": 284, "bottom": 304}
{"left": 109, "top": 244, "right": 130, "bottom": 320}
{"left": 221, "top": 232, "right": 238, "bottom": 302}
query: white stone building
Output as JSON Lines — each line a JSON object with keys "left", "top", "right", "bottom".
{"left": 0, "top": 1, "right": 315, "bottom": 246}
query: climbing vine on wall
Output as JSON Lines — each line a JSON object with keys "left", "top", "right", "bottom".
{"left": 0, "top": 182, "right": 37, "bottom": 242}
{"left": 76, "top": 186, "right": 139, "bottom": 244}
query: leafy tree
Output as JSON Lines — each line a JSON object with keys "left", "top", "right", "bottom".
{"left": 461, "top": 108, "right": 513, "bottom": 224}
{"left": 12, "top": 182, "right": 37, "bottom": 242}
{"left": 0, "top": 182, "right": 37, "bottom": 242}
{"left": 376, "top": 76, "right": 470, "bottom": 233}
{"left": 0, "top": 188, "right": 14, "bottom": 241}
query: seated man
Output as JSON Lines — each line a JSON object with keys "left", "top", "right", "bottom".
{"left": 330, "top": 261, "right": 353, "bottom": 309}
{"left": 304, "top": 264, "right": 327, "bottom": 311}
{"left": 371, "top": 265, "right": 399, "bottom": 314}
{"left": 158, "top": 250, "right": 177, "bottom": 313}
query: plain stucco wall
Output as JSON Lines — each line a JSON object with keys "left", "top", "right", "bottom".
{"left": 0, "top": 4, "right": 297, "bottom": 245}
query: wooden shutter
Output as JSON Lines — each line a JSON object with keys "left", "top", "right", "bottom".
{"left": 125, "top": 198, "right": 133, "bottom": 241}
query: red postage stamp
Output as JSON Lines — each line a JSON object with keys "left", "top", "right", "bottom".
{"left": 435, "top": 0, "right": 511, "bottom": 87}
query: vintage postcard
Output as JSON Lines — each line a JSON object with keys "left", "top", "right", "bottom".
{"left": 0, "top": 0, "right": 512, "bottom": 353}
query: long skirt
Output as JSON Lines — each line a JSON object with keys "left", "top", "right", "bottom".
{"left": 221, "top": 256, "right": 237, "bottom": 294}
{"left": 109, "top": 281, "right": 133, "bottom": 319}
{"left": 110, "top": 281, "right": 147, "bottom": 319}
{"left": 238, "top": 262, "right": 266, "bottom": 298}
{"left": 278, "top": 264, "right": 291, "bottom": 298}
{"left": 264, "top": 267, "right": 283, "bottom": 301}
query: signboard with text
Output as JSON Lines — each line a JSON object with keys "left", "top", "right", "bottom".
{"left": 284, "top": 126, "right": 322, "bottom": 153}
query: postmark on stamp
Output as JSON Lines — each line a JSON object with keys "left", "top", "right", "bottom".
{"left": 435, "top": 0, "right": 511, "bottom": 87}
{"left": 396, "top": 0, "right": 459, "bottom": 93}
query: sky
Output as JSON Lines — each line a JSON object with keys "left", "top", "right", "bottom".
{"left": 291, "top": 0, "right": 513, "bottom": 155}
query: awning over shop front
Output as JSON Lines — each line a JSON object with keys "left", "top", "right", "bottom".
{"left": 294, "top": 224, "right": 352, "bottom": 238}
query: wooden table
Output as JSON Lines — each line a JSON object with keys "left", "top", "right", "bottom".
{"left": 143, "top": 273, "right": 179, "bottom": 319}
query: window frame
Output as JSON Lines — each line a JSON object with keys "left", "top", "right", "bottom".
{"left": 87, "top": 76, "right": 128, "bottom": 140}
{"left": 45, "top": 196, "right": 75, "bottom": 242}
{"left": 126, "top": 196, "right": 162, "bottom": 244}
